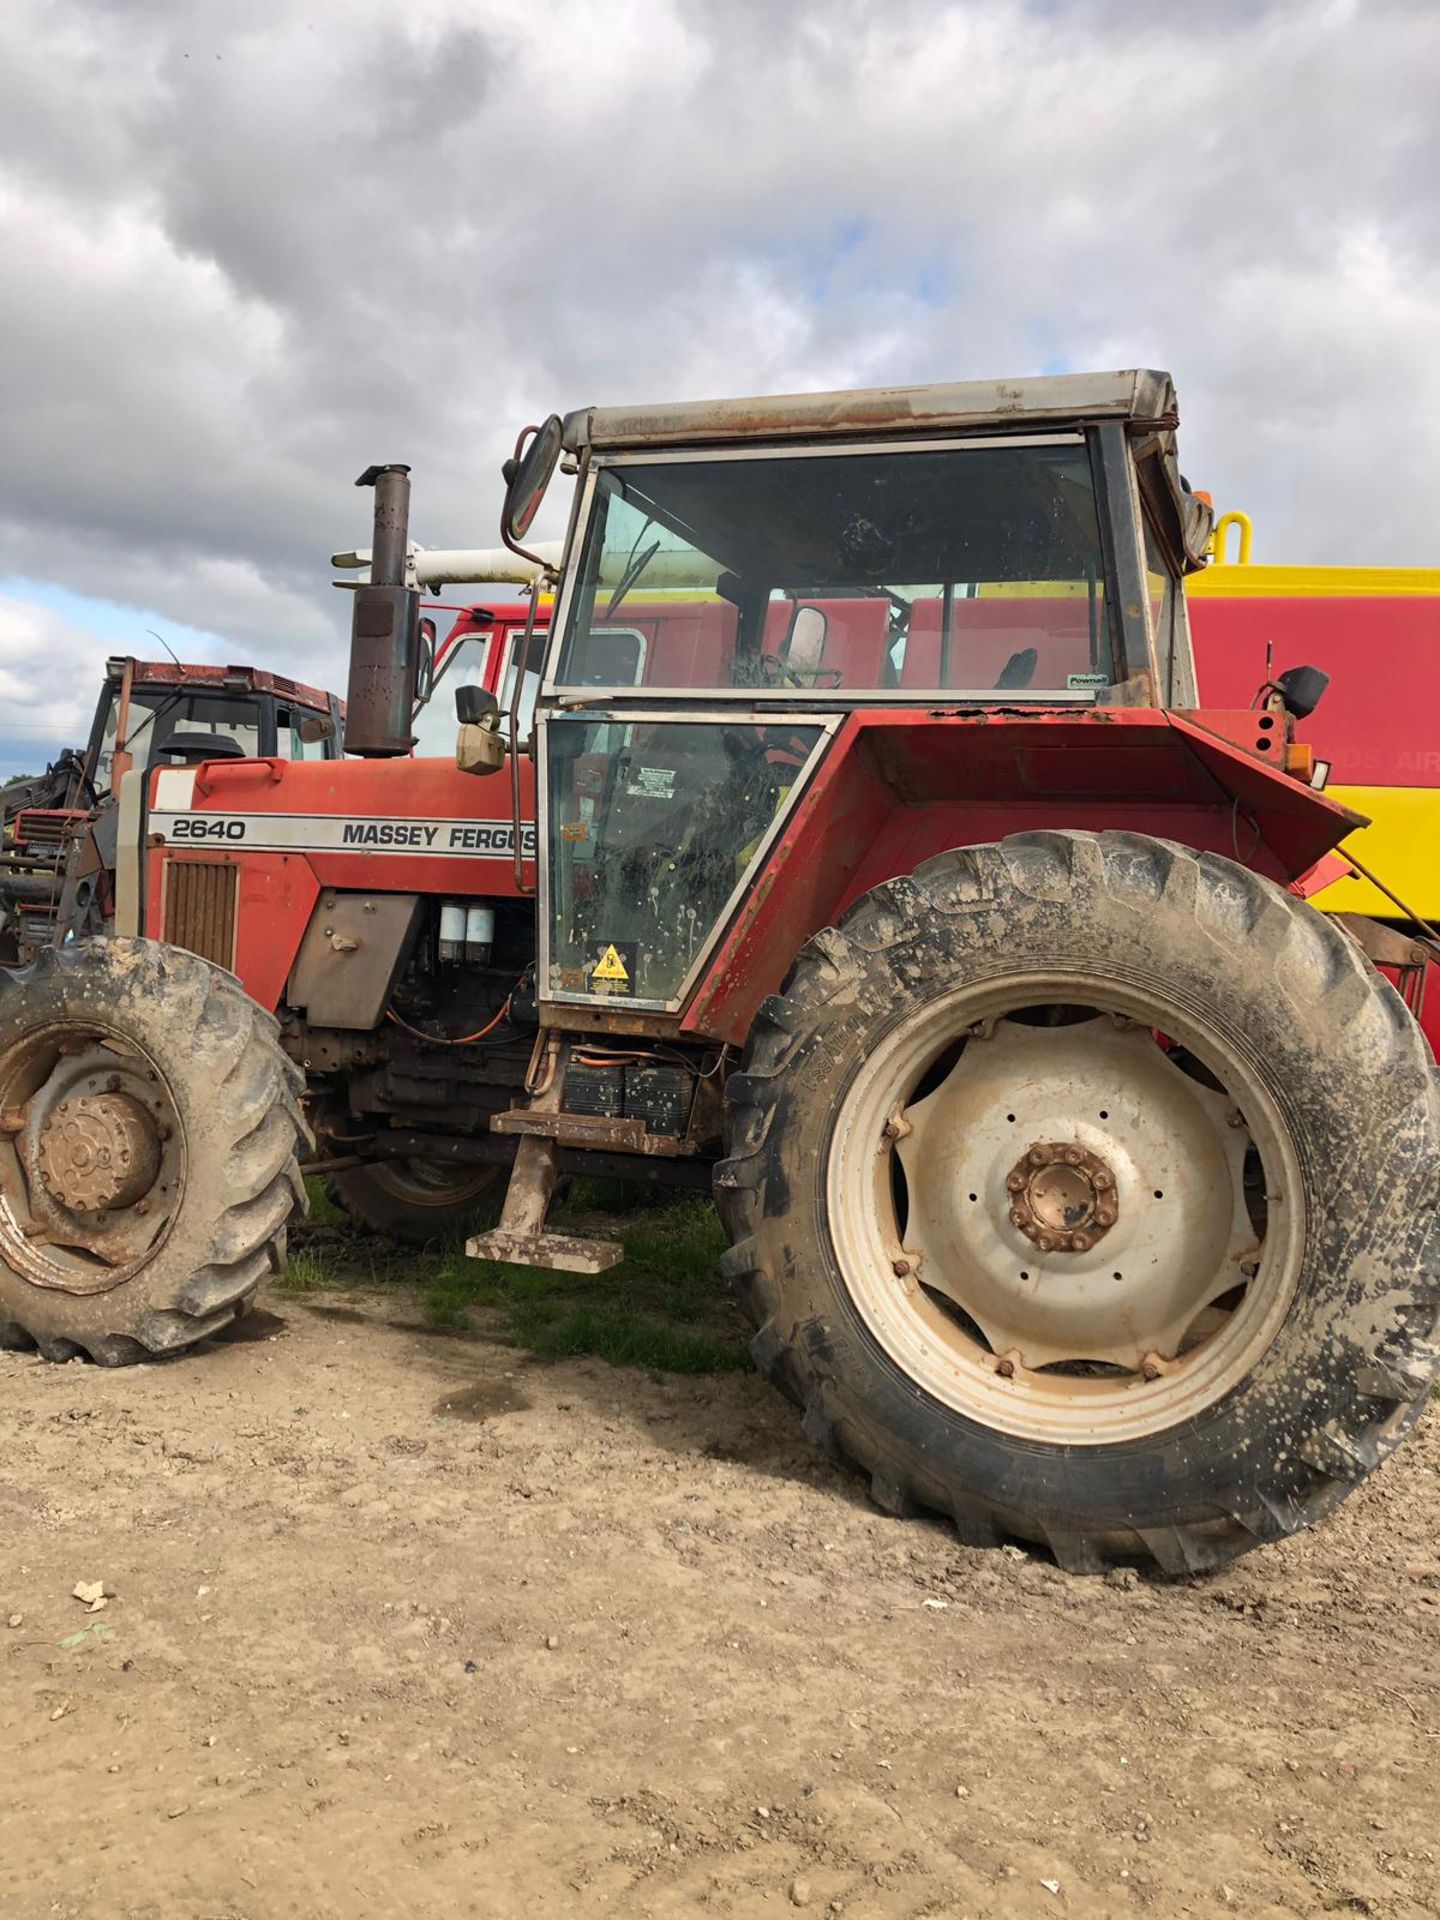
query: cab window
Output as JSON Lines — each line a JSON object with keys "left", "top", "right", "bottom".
{"left": 93, "top": 692, "right": 261, "bottom": 795}
{"left": 412, "top": 633, "right": 492, "bottom": 757}
{"left": 277, "top": 707, "right": 332, "bottom": 760}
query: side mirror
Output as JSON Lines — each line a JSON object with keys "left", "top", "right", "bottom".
{"left": 456, "top": 685, "right": 500, "bottom": 725}
{"left": 502, "top": 416, "right": 563, "bottom": 550}
{"left": 456, "top": 683, "right": 506, "bottom": 774}
{"left": 785, "top": 604, "right": 828, "bottom": 671}
{"left": 297, "top": 714, "right": 335, "bottom": 745}
{"left": 1275, "top": 664, "right": 1329, "bottom": 721}
{"left": 414, "top": 616, "right": 437, "bottom": 706}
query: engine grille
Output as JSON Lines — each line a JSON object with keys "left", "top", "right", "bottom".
{"left": 162, "top": 858, "right": 239, "bottom": 970}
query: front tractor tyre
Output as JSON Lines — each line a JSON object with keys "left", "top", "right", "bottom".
{"left": 325, "top": 1158, "right": 504, "bottom": 1245}
{"left": 0, "top": 939, "right": 308, "bottom": 1365}
{"left": 717, "top": 831, "right": 1440, "bottom": 1574}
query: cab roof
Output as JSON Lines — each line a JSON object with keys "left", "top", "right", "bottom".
{"left": 113, "top": 658, "right": 336, "bottom": 711}
{"left": 562, "top": 368, "right": 1179, "bottom": 455}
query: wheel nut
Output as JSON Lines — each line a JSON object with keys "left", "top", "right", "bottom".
{"left": 1094, "top": 1170, "right": 1113, "bottom": 1190}
{"left": 1140, "top": 1354, "right": 1164, "bottom": 1382}
{"left": 995, "top": 1357, "right": 1015, "bottom": 1379}
{"left": 1097, "top": 1209, "right": 1116, "bottom": 1227}
{"left": 1029, "top": 1147, "right": 1047, "bottom": 1167}
{"left": 1006, "top": 1172, "right": 1025, "bottom": 1192}
{"left": 1070, "top": 1233, "right": 1091, "bottom": 1252}
{"left": 892, "top": 1258, "right": 911, "bottom": 1277}
{"left": 1037, "top": 1233, "right": 1054, "bottom": 1252}
{"left": 1010, "top": 1208, "right": 1026, "bottom": 1226}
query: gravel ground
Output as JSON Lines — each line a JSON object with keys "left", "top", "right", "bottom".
{"left": 3, "top": 1283, "right": 1438, "bottom": 1920}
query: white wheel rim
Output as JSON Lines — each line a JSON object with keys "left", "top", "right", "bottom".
{"left": 826, "top": 973, "right": 1304, "bottom": 1445}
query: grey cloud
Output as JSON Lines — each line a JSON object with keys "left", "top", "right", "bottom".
{"left": 0, "top": 0, "right": 1437, "bottom": 744}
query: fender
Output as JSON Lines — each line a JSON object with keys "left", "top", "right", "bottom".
{"left": 683, "top": 706, "right": 1366, "bottom": 1045}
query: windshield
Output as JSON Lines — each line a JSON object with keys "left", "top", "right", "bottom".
{"left": 94, "top": 691, "right": 262, "bottom": 797}
{"left": 555, "top": 440, "right": 1116, "bottom": 695}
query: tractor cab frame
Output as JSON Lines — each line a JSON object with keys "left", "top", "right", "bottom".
{"left": 510, "top": 371, "right": 1339, "bottom": 1041}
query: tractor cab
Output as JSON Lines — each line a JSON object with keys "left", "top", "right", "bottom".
{"left": 1, "top": 655, "right": 344, "bottom": 964}
{"left": 88, "top": 656, "right": 343, "bottom": 799}
{"left": 517, "top": 371, "right": 1214, "bottom": 1012}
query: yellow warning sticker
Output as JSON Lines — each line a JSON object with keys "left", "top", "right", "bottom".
{"left": 593, "top": 944, "right": 630, "bottom": 983}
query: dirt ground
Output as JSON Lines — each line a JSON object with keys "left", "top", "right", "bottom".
{"left": 3, "top": 1276, "right": 1439, "bottom": 1920}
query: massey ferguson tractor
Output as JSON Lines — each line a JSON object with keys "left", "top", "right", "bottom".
{"left": 2, "top": 369, "right": 1437, "bottom": 1577}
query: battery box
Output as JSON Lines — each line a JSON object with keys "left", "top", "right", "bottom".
{"left": 563, "top": 1063, "right": 625, "bottom": 1119}
{"left": 625, "top": 1064, "right": 689, "bottom": 1136}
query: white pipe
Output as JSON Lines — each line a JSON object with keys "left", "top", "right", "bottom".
{"left": 330, "top": 543, "right": 559, "bottom": 589}
{"left": 332, "top": 541, "right": 722, "bottom": 593}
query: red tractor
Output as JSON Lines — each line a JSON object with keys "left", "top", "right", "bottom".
{"left": 3, "top": 369, "right": 1436, "bottom": 1576}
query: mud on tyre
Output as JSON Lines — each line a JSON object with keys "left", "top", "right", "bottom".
{"left": 717, "top": 831, "right": 1440, "bottom": 1573}
{"left": 0, "top": 938, "right": 308, "bottom": 1365}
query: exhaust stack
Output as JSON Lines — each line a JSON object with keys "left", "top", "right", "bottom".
{"left": 343, "top": 464, "right": 422, "bottom": 756}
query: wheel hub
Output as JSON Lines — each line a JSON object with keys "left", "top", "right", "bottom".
{"left": 1007, "top": 1142, "right": 1117, "bottom": 1252}
{"left": 38, "top": 1093, "right": 160, "bottom": 1213}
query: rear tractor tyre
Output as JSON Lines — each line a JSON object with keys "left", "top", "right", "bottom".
{"left": 717, "top": 830, "right": 1440, "bottom": 1574}
{"left": 0, "top": 938, "right": 308, "bottom": 1365}
{"left": 325, "top": 1159, "right": 504, "bottom": 1246}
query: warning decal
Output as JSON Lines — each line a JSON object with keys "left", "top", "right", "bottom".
{"left": 588, "top": 939, "right": 638, "bottom": 997}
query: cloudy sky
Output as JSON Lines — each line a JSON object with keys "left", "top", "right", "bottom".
{"left": 1, "top": 0, "right": 1436, "bottom": 775}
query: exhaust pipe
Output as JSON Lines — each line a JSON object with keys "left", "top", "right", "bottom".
{"left": 343, "top": 464, "right": 422, "bottom": 756}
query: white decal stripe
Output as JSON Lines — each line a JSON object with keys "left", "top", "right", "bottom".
{"left": 150, "top": 811, "right": 536, "bottom": 856}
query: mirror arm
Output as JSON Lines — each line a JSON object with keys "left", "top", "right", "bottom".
{"left": 509, "top": 584, "right": 551, "bottom": 897}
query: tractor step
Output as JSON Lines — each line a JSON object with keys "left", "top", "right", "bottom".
{"left": 470, "top": 1072, "right": 624, "bottom": 1273}
{"left": 465, "top": 1226, "right": 623, "bottom": 1274}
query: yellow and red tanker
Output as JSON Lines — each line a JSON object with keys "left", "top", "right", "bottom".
{"left": 1188, "top": 510, "right": 1440, "bottom": 1047}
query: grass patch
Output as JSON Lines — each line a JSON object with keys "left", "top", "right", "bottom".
{"left": 303, "top": 1175, "right": 348, "bottom": 1226}
{"left": 281, "top": 1181, "right": 749, "bottom": 1375}
{"left": 273, "top": 1244, "right": 339, "bottom": 1294}
{"left": 421, "top": 1196, "right": 748, "bottom": 1373}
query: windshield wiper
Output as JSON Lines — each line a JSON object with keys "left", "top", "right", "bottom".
{"left": 604, "top": 539, "right": 661, "bottom": 618}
